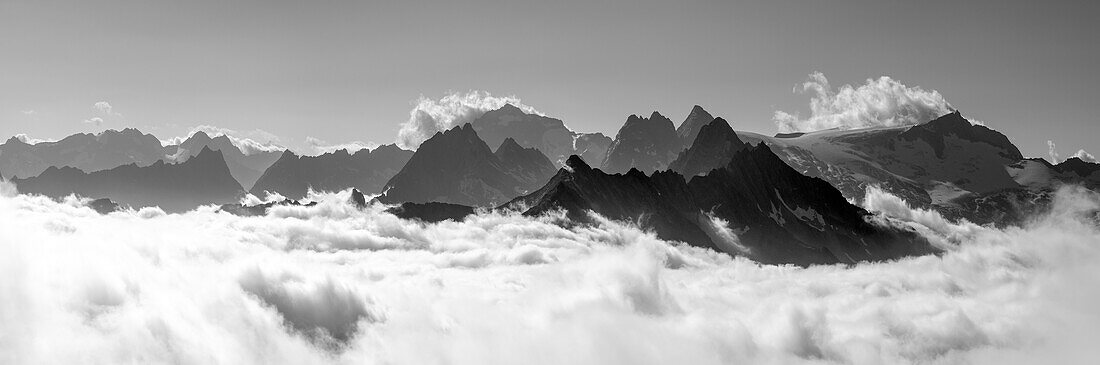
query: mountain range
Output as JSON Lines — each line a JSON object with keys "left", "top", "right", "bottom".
{"left": 11, "top": 147, "right": 244, "bottom": 213}
{"left": 250, "top": 144, "right": 413, "bottom": 199}
{"left": 0, "top": 129, "right": 281, "bottom": 190}
{"left": 4, "top": 104, "right": 1097, "bottom": 265}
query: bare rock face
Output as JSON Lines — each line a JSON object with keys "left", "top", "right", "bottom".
{"left": 378, "top": 124, "right": 556, "bottom": 207}
{"left": 601, "top": 111, "right": 681, "bottom": 174}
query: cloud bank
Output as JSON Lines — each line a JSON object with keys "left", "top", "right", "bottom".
{"left": 1, "top": 184, "right": 1099, "bottom": 364}
{"left": 774, "top": 72, "right": 955, "bottom": 133}
{"left": 396, "top": 91, "right": 542, "bottom": 149}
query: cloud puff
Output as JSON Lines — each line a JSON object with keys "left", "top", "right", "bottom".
{"left": 20, "top": 110, "right": 37, "bottom": 116}
{"left": 396, "top": 91, "right": 542, "bottom": 149}
{"left": 1, "top": 186, "right": 1099, "bottom": 363}
{"left": 303, "top": 136, "right": 377, "bottom": 156}
{"left": 1072, "top": 149, "right": 1097, "bottom": 163}
{"left": 92, "top": 101, "right": 116, "bottom": 116}
{"left": 82, "top": 117, "right": 104, "bottom": 126}
{"left": 774, "top": 72, "right": 954, "bottom": 133}
{"left": 11, "top": 134, "right": 56, "bottom": 144}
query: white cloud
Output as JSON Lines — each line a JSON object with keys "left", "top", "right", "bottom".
{"left": 1, "top": 186, "right": 1099, "bottom": 364}
{"left": 82, "top": 117, "right": 104, "bottom": 126}
{"left": 1048, "top": 140, "right": 1061, "bottom": 164}
{"left": 396, "top": 91, "right": 542, "bottom": 149}
{"left": 12, "top": 134, "right": 56, "bottom": 144}
{"left": 92, "top": 101, "right": 116, "bottom": 116}
{"left": 20, "top": 110, "right": 37, "bottom": 116}
{"left": 1071, "top": 149, "right": 1097, "bottom": 163}
{"left": 774, "top": 72, "right": 954, "bottom": 133}
{"left": 303, "top": 136, "right": 377, "bottom": 156}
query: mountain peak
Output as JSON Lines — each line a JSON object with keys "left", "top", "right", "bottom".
{"left": 677, "top": 105, "right": 716, "bottom": 147}
{"left": 565, "top": 155, "right": 591, "bottom": 171}
{"left": 495, "top": 137, "right": 525, "bottom": 155}
{"left": 496, "top": 103, "right": 523, "bottom": 113}
{"left": 669, "top": 117, "right": 748, "bottom": 177}
{"left": 900, "top": 111, "right": 1022, "bottom": 160}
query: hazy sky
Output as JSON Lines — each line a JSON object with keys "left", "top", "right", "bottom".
{"left": 1, "top": 0, "right": 1097, "bottom": 158}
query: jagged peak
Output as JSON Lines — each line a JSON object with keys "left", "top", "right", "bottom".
{"left": 565, "top": 155, "right": 591, "bottom": 171}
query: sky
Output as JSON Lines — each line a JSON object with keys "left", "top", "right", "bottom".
{"left": 1, "top": 0, "right": 1098, "bottom": 158}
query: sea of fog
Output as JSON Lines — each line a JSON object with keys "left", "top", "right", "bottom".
{"left": 1, "top": 180, "right": 1099, "bottom": 364}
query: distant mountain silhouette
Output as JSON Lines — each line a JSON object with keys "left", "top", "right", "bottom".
{"left": 0, "top": 129, "right": 281, "bottom": 190}
{"left": 470, "top": 104, "right": 612, "bottom": 165}
{"left": 675, "top": 105, "right": 715, "bottom": 148}
{"left": 378, "top": 124, "right": 556, "bottom": 207}
{"left": 12, "top": 147, "right": 244, "bottom": 212}
{"left": 601, "top": 111, "right": 681, "bottom": 173}
{"left": 249, "top": 144, "right": 413, "bottom": 199}
{"left": 0, "top": 128, "right": 169, "bottom": 179}
{"left": 168, "top": 131, "right": 282, "bottom": 190}
{"left": 668, "top": 117, "right": 749, "bottom": 177}
{"left": 505, "top": 144, "right": 936, "bottom": 266}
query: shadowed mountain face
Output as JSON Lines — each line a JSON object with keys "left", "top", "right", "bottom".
{"left": 378, "top": 124, "right": 556, "bottom": 207}
{"left": 11, "top": 147, "right": 244, "bottom": 213}
{"left": 249, "top": 144, "right": 413, "bottom": 199}
{"left": 668, "top": 117, "right": 749, "bottom": 177}
{"left": 470, "top": 104, "right": 612, "bottom": 165}
{"left": 675, "top": 105, "right": 715, "bottom": 148}
{"left": 506, "top": 144, "right": 937, "bottom": 266}
{"left": 168, "top": 131, "right": 282, "bottom": 190}
{"left": 494, "top": 138, "right": 558, "bottom": 187}
{"left": 601, "top": 111, "right": 681, "bottom": 174}
{"left": 0, "top": 128, "right": 169, "bottom": 179}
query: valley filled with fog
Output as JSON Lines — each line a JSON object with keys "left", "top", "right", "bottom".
{"left": 2, "top": 180, "right": 1098, "bottom": 364}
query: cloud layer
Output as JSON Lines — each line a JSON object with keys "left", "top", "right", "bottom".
{"left": 1, "top": 182, "right": 1099, "bottom": 364}
{"left": 396, "top": 91, "right": 542, "bottom": 149}
{"left": 774, "top": 72, "right": 954, "bottom": 133}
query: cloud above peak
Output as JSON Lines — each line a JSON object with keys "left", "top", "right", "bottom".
{"left": 774, "top": 72, "right": 954, "bottom": 133}
{"left": 1072, "top": 149, "right": 1097, "bottom": 163}
{"left": 395, "top": 91, "right": 542, "bottom": 149}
